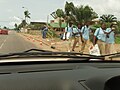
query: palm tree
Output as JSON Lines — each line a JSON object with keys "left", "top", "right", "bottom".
{"left": 100, "top": 14, "right": 117, "bottom": 23}
{"left": 64, "top": 1, "right": 75, "bottom": 25}
{"left": 53, "top": 2, "right": 98, "bottom": 26}
{"left": 24, "top": 10, "right": 31, "bottom": 22}
{"left": 70, "top": 5, "right": 98, "bottom": 25}
{"left": 50, "top": 12, "right": 57, "bottom": 19}
{"left": 18, "top": 20, "right": 27, "bottom": 29}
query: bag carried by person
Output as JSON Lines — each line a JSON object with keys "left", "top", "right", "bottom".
{"left": 63, "top": 27, "right": 68, "bottom": 40}
{"left": 89, "top": 44, "right": 101, "bottom": 56}
{"left": 63, "top": 32, "right": 66, "bottom": 40}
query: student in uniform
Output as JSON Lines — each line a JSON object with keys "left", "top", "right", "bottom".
{"left": 63, "top": 22, "right": 73, "bottom": 52}
{"left": 80, "top": 21, "right": 90, "bottom": 54}
{"left": 105, "top": 24, "right": 116, "bottom": 54}
{"left": 93, "top": 23, "right": 107, "bottom": 55}
{"left": 72, "top": 24, "right": 82, "bottom": 51}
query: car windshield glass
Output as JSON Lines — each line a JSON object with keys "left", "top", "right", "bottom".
{"left": 0, "top": 0, "right": 120, "bottom": 61}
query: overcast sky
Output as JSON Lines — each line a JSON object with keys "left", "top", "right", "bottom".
{"left": 0, "top": 0, "right": 120, "bottom": 28}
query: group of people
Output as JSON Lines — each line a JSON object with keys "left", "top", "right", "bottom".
{"left": 63, "top": 22, "right": 116, "bottom": 55}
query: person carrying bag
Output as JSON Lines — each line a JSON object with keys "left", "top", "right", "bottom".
{"left": 105, "top": 24, "right": 116, "bottom": 54}
{"left": 72, "top": 24, "right": 82, "bottom": 51}
{"left": 63, "top": 22, "right": 73, "bottom": 52}
{"left": 93, "top": 23, "right": 107, "bottom": 55}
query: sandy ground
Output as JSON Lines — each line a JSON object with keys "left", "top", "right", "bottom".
{"left": 19, "top": 33, "right": 94, "bottom": 53}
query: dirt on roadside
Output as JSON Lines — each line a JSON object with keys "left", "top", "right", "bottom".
{"left": 19, "top": 33, "right": 120, "bottom": 55}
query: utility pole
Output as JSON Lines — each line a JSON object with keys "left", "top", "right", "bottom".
{"left": 47, "top": 15, "right": 49, "bottom": 26}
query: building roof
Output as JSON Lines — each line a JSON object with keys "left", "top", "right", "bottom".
{"left": 92, "top": 18, "right": 100, "bottom": 22}
{"left": 30, "top": 22, "right": 46, "bottom": 25}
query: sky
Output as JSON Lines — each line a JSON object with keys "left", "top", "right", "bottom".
{"left": 0, "top": 0, "right": 120, "bottom": 28}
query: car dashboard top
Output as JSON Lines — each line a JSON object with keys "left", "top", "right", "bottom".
{"left": 0, "top": 61, "right": 118, "bottom": 90}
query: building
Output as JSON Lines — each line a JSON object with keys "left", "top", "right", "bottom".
{"left": 91, "top": 18, "right": 100, "bottom": 24}
{"left": 30, "top": 22, "right": 46, "bottom": 25}
{"left": 30, "top": 21, "right": 47, "bottom": 30}
{"left": 50, "top": 17, "right": 66, "bottom": 31}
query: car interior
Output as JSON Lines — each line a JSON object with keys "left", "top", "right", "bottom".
{"left": 0, "top": 61, "right": 119, "bottom": 90}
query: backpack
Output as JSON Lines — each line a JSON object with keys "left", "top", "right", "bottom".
{"left": 95, "top": 28, "right": 100, "bottom": 44}
{"left": 82, "top": 26, "right": 86, "bottom": 34}
{"left": 72, "top": 28, "right": 80, "bottom": 36}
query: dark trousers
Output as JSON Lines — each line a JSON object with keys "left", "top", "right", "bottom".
{"left": 42, "top": 31, "right": 47, "bottom": 39}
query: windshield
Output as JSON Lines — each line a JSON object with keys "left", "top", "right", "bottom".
{"left": 0, "top": 0, "right": 120, "bottom": 61}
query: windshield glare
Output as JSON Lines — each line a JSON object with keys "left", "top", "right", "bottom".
{"left": 0, "top": 0, "right": 120, "bottom": 60}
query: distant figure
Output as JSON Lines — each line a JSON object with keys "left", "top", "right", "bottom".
{"left": 59, "top": 33, "right": 63, "bottom": 40}
{"left": 42, "top": 25, "right": 48, "bottom": 39}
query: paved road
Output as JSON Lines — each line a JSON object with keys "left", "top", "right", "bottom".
{"left": 0, "top": 31, "right": 39, "bottom": 54}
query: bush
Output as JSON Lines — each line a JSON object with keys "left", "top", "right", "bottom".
{"left": 90, "top": 24, "right": 101, "bottom": 32}
{"left": 47, "top": 29, "right": 59, "bottom": 38}
{"left": 115, "top": 36, "right": 120, "bottom": 44}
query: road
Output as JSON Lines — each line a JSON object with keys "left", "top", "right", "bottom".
{"left": 0, "top": 31, "right": 39, "bottom": 54}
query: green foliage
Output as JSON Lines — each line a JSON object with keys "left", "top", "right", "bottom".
{"left": 47, "top": 29, "right": 59, "bottom": 38}
{"left": 24, "top": 10, "right": 31, "bottom": 20}
{"left": 100, "top": 14, "right": 117, "bottom": 23}
{"left": 71, "top": 5, "right": 98, "bottom": 24}
{"left": 90, "top": 24, "right": 101, "bottom": 31}
{"left": 116, "top": 21, "right": 120, "bottom": 34}
{"left": 17, "top": 10, "right": 31, "bottom": 30}
{"left": 63, "top": 2, "right": 98, "bottom": 25}
{"left": 29, "top": 24, "right": 44, "bottom": 30}
{"left": 55, "top": 9, "right": 65, "bottom": 30}
{"left": 18, "top": 20, "right": 27, "bottom": 29}
{"left": 65, "top": 1, "right": 74, "bottom": 16}
{"left": 56, "top": 9, "right": 65, "bottom": 18}
{"left": 115, "top": 36, "right": 120, "bottom": 44}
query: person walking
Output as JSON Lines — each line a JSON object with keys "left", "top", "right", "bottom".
{"left": 72, "top": 24, "right": 82, "bottom": 51}
{"left": 80, "top": 21, "right": 90, "bottom": 54}
{"left": 105, "top": 24, "right": 116, "bottom": 54}
{"left": 93, "top": 23, "right": 107, "bottom": 55}
{"left": 63, "top": 22, "right": 73, "bottom": 52}
{"left": 42, "top": 25, "right": 48, "bottom": 39}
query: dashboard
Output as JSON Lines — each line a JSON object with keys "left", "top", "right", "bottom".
{"left": 0, "top": 61, "right": 119, "bottom": 90}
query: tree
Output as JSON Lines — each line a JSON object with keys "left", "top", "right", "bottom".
{"left": 64, "top": 1, "right": 75, "bottom": 25}
{"left": 17, "top": 10, "right": 31, "bottom": 31}
{"left": 70, "top": 5, "right": 98, "bottom": 24}
{"left": 83, "top": 5, "right": 97, "bottom": 22}
{"left": 18, "top": 20, "right": 27, "bottom": 29}
{"left": 100, "top": 14, "right": 117, "bottom": 23}
{"left": 56, "top": 9, "right": 65, "bottom": 18}
{"left": 14, "top": 23, "right": 18, "bottom": 30}
{"left": 3, "top": 26, "right": 7, "bottom": 29}
{"left": 65, "top": 1, "right": 74, "bottom": 16}
{"left": 24, "top": 10, "right": 31, "bottom": 21}
{"left": 64, "top": 2, "right": 98, "bottom": 25}
{"left": 50, "top": 12, "right": 57, "bottom": 19}
{"left": 56, "top": 9, "right": 65, "bottom": 30}
{"left": 15, "top": 23, "right": 17, "bottom": 28}
{"left": 52, "top": 1, "right": 98, "bottom": 26}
